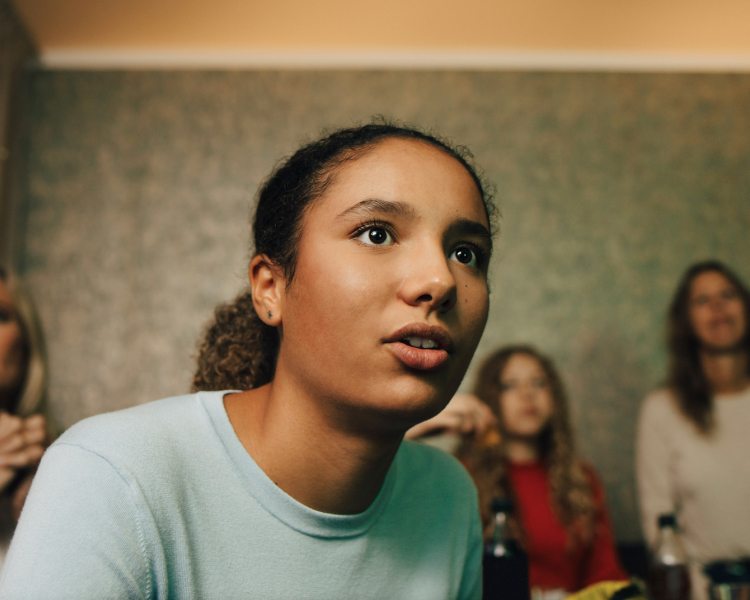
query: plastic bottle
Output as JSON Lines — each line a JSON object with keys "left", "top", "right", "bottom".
{"left": 648, "top": 513, "right": 691, "bottom": 600}
{"left": 483, "top": 497, "right": 530, "bottom": 600}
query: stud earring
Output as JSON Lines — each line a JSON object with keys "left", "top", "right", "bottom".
{"left": 267, "top": 311, "right": 273, "bottom": 318}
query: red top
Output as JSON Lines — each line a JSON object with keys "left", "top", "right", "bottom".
{"left": 507, "top": 460, "right": 627, "bottom": 592}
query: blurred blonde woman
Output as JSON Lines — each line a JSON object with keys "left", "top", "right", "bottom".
{"left": 0, "top": 267, "right": 49, "bottom": 556}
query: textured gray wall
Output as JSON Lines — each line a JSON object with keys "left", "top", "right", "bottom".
{"left": 0, "top": 0, "right": 36, "bottom": 268}
{"left": 20, "top": 70, "right": 750, "bottom": 541}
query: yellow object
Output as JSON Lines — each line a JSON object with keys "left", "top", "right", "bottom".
{"left": 565, "top": 580, "right": 645, "bottom": 600}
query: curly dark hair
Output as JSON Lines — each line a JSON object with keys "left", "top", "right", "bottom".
{"left": 458, "top": 345, "right": 597, "bottom": 547}
{"left": 666, "top": 260, "right": 750, "bottom": 433}
{"left": 192, "top": 290, "right": 277, "bottom": 392}
{"left": 192, "top": 120, "right": 495, "bottom": 392}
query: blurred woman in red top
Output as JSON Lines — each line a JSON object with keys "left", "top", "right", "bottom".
{"left": 457, "top": 345, "right": 626, "bottom": 596}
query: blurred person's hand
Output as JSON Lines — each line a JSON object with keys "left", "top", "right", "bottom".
{"left": 406, "top": 393, "right": 496, "bottom": 440}
{"left": 0, "top": 413, "right": 48, "bottom": 516}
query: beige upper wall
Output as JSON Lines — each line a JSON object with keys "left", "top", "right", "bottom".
{"left": 12, "top": 0, "right": 750, "bottom": 54}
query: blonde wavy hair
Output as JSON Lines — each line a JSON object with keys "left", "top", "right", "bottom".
{"left": 0, "top": 266, "right": 47, "bottom": 417}
{"left": 458, "top": 345, "right": 597, "bottom": 548}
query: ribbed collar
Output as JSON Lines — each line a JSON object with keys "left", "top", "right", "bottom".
{"left": 199, "top": 390, "right": 396, "bottom": 539}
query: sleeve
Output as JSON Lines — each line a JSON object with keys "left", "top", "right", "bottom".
{"left": 0, "top": 443, "right": 156, "bottom": 600}
{"left": 581, "top": 466, "right": 628, "bottom": 586}
{"left": 458, "top": 491, "right": 483, "bottom": 600}
{"left": 635, "top": 392, "right": 676, "bottom": 547}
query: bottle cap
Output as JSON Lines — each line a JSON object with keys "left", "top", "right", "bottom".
{"left": 490, "top": 497, "right": 513, "bottom": 513}
{"left": 657, "top": 513, "right": 677, "bottom": 528}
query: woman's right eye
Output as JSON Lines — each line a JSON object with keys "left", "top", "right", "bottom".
{"left": 354, "top": 226, "right": 395, "bottom": 247}
{"left": 692, "top": 295, "right": 708, "bottom": 306}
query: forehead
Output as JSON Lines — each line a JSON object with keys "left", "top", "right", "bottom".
{"left": 502, "top": 353, "right": 543, "bottom": 376}
{"left": 312, "top": 138, "right": 487, "bottom": 224}
{"left": 690, "top": 270, "right": 734, "bottom": 294}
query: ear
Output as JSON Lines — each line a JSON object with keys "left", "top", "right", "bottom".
{"left": 249, "top": 254, "right": 285, "bottom": 327}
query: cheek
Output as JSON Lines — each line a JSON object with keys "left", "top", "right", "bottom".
{"left": 473, "top": 293, "right": 490, "bottom": 334}
{"left": 497, "top": 394, "right": 517, "bottom": 428}
{"left": 539, "top": 394, "right": 555, "bottom": 422}
{"left": 285, "top": 248, "right": 382, "bottom": 349}
{"left": 457, "top": 279, "right": 490, "bottom": 350}
{"left": 460, "top": 278, "right": 489, "bottom": 316}
{"left": 687, "top": 306, "right": 706, "bottom": 333}
{"left": 731, "top": 300, "right": 747, "bottom": 327}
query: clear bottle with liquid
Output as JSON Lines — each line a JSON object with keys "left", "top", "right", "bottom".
{"left": 483, "top": 497, "right": 530, "bottom": 600}
{"left": 648, "top": 513, "right": 691, "bottom": 600}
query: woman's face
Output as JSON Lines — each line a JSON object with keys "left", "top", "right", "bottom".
{"left": 274, "top": 138, "right": 492, "bottom": 432}
{"left": 497, "top": 353, "right": 554, "bottom": 440}
{"left": 688, "top": 270, "right": 747, "bottom": 352}
{"left": 0, "top": 280, "right": 25, "bottom": 396}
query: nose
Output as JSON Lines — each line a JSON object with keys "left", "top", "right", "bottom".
{"left": 709, "top": 294, "right": 727, "bottom": 312}
{"left": 397, "top": 244, "right": 457, "bottom": 313}
{"left": 519, "top": 381, "right": 537, "bottom": 399}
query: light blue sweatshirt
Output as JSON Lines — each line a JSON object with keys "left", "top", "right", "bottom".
{"left": 0, "top": 391, "right": 482, "bottom": 599}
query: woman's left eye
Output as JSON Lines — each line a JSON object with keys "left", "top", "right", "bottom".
{"left": 450, "top": 245, "right": 481, "bottom": 268}
{"left": 355, "top": 226, "right": 394, "bottom": 246}
{"left": 723, "top": 288, "right": 739, "bottom": 301}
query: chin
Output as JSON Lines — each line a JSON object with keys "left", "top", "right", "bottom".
{"left": 701, "top": 338, "right": 746, "bottom": 354}
{"left": 507, "top": 423, "right": 547, "bottom": 439}
{"left": 375, "top": 378, "right": 453, "bottom": 420}
{"left": 352, "top": 399, "right": 443, "bottom": 438}
{"left": 384, "top": 390, "right": 451, "bottom": 420}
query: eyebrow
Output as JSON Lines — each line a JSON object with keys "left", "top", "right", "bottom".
{"left": 336, "top": 197, "right": 492, "bottom": 250}
{"left": 336, "top": 198, "right": 418, "bottom": 221}
{"left": 446, "top": 219, "right": 493, "bottom": 252}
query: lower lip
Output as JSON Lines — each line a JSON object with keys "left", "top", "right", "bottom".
{"left": 387, "top": 342, "right": 450, "bottom": 371}
{"left": 712, "top": 320, "right": 732, "bottom": 328}
{"left": 708, "top": 321, "right": 734, "bottom": 335}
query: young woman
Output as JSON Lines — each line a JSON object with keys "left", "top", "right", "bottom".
{"left": 0, "top": 123, "right": 495, "bottom": 599}
{"left": 0, "top": 267, "right": 48, "bottom": 560}
{"left": 457, "top": 345, "right": 626, "bottom": 596}
{"left": 637, "top": 260, "right": 750, "bottom": 599}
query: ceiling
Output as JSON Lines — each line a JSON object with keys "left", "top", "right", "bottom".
{"left": 12, "top": 0, "right": 750, "bottom": 69}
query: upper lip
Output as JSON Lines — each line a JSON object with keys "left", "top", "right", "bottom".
{"left": 383, "top": 323, "right": 454, "bottom": 352}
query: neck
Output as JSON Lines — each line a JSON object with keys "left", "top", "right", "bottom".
{"left": 504, "top": 436, "right": 540, "bottom": 464}
{"left": 225, "top": 380, "right": 403, "bottom": 515}
{"left": 700, "top": 349, "right": 749, "bottom": 394}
